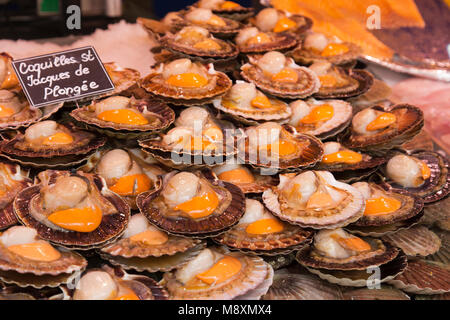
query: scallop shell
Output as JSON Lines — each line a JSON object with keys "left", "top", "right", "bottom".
{"left": 237, "top": 32, "right": 298, "bottom": 54}
{"left": 305, "top": 250, "right": 407, "bottom": 287}
{"left": 313, "top": 69, "right": 374, "bottom": 100}
{"left": 100, "top": 243, "right": 205, "bottom": 273}
{"left": 241, "top": 58, "right": 320, "bottom": 99}
{"left": 190, "top": 2, "right": 254, "bottom": 21}
{"left": 263, "top": 172, "right": 365, "bottom": 229}
{"left": 163, "top": 252, "right": 270, "bottom": 300}
{"left": 425, "top": 230, "right": 449, "bottom": 267}
{"left": 136, "top": 172, "right": 245, "bottom": 238}
{"left": 382, "top": 226, "right": 441, "bottom": 257}
{"left": 348, "top": 79, "right": 392, "bottom": 109}
{"left": 234, "top": 263, "right": 274, "bottom": 300}
{"left": 401, "top": 130, "right": 434, "bottom": 152}
{"left": 388, "top": 258, "right": 450, "bottom": 294}
{"left": 381, "top": 150, "right": 450, "bottom": 204}
{"left": 213, "top": 220, "right": 313, "bottom": 256}
{"left": 341, "top": 104, "right": 424, "bottom": 154}
{"left": 13, "top": 171, "right": 131, "bottom": 250}
{"left": 0, "top": 269, "right": 83, "bottom": 289}
{"left": 140, "top": 67, "right": 232, "bottom": 106}
{"left": 343, "top": 285, "right": 410, "bottom": 300}
{"left": 70, "top": 97, "right": 175, "bottom": 140}
{"left": 262, "top": 270, "right": 343, "bottom": 300}
{"left": 238, "top": 125, "right": 324, "bottom": 173}
{"left": 296, "top": 240, "right": 399, "bottom": 271}
{"left": 263, "top": 253, "right": 296, "bottom": 270}
{"left": 101, "top": 62, "right": 140, "bottom": 98}
{"left": 248, "top": 12, "right": 313, "bottom": 37}
{"left": 291, "top": 41, "right": 361, "bottom": 66}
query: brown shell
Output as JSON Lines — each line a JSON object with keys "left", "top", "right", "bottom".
{"left": 191, "top": 2, "right": 254, "bottom": 21}
{"left": 382, "top": 226, "right": 441, "bottom": 257}
{"left": 163, "top": 252, "right": 269, "bottom": 300}
{"left": 0, "top": 242, "right": 87, "bottom": 276}
{"left": 0, "top": 203, "right": 18, "bottom": 230}
{"left": 213, "top": 221, "right": 313, "bottom": 256}
{"left": 0, "top": 269, "right": 83, "bottom": 289}
{"left": 99, "top": 243, "right": 205, "bottom": 273}
{"left": 238, "top": 32, "right": 298, "bottom": 54}
{"left": 290, "top": 41, "right": 361, "bottom": 66}
{"left": 241, "top": 59, "right": 320, "bottom": 99}
{"left": 381, "top": 150, "right": 450, "bottom": 204}
{"left": 343, "top": 285, "right": 410, "bottom": 300}
{"left": 425, "top": 229, "right": 449, "bottom": 267}
{"left": 70, "top": 97, "right": 175, "bottom": 139}
{"left": 296, "top": 239, "right": 399, "bottom": 271}
{"left": 422, "top": 196, "right": 450, "bottom": 231}
{"left": 401, "top": 129, "right": 434, "bottom": 152}
{"left": 314, "top": 153, "right": 386, "bottom": 178}
{"left": 341, "top": 104, "right": 424, "bottom": 154}
{"left": 13, "top": 171, "right": 131, "bottom": 250}
{"left": 262, "top": 270, "right": 343, "bottom": 300}
{"left": 313, "top": 69, "right": 374, "bottom": 100}
{"left": 388, "top": 258, "right": 450, "bottom": 294}
{"left": 238, "top": 125, "right": 324, "bottom": 172}
{"left": 137, "top": 173, "right": 245, "bottom": 238}
{"left": 348, "top": 79, "right": 393, "bottom": 109}
{"left": 306, "top": 250, "right": 407, "bottom": 287}
{"left": 100, "top": 62, "right": 140, "bottom": 99}
{"left": 140, "top": 69, "right": 232, "bottom": 106}
{"left": 352, "top": 184, "right": 424, "bottom": 227}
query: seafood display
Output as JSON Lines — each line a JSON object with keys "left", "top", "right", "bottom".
{"left": 0, "top": 1, "right": 448, "bottom": 301}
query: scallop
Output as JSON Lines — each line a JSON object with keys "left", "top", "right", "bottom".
{"left": 314, "top": 229, "right": 353, "bottom": 259}
{"left": 0, "top": 226, "right": 38, "bottom": 247}
{"left": 162, "top": 127, "right": 194, "bottom": 146}
{"left": 235, "top": 27, "right": 259, "bottom": 45}
{"left": 288, "top": 100, "right": 312, "bottom": 126}
{"left": 175, "top": 248, "right": 217, "bottom": 284}
{"left": 24, "top": 120, "right": 58, "bottom": 142}
{"left": 247, "top": 122, "right": 282, "bottom": 147}
{"left": 43, "top": 176, "right": 89, "bottom": 213}
{"left": 175, "top": 26, "right": 210, "bottom": 42}
{"left": 94, "top": 96, "right": 130, "bottom": 116}
{"left": 0, "top": 90, "right": 22, "bottom": 116}
{"left": 161, "top": 172, "right": 200, "bottom": 207}
{"left": 386, "top": 155, "right": 423, "bottom": 188}
{"left": 351, "top": 182, "right": 372, "bottom": 200}
{"left": 185, "top": 8, "right": 213, "bottom": 23}
{"left": 304, "top": 33, "right": 329, "bottom": 51}
{"left": 162, "top": 59, "right": 192, "bottom": 79}
{"left": 309, "top": 61, "right": 332, "bottom": 76}
{"left": 352, "top": 108, "right": 378, "bottom": 135}
{"left": 198, "top": 0, "right": 223, "bottom": 9}
{"left": 238, "top": 199, "right": 274, "bottom": 225}
{"left": 212, "top": 162, "right": 242, "bottom": 176}
{"left": 323, "top": 142, "right": 342, "bottom": 155}
{"left": 175, "top": 107, "right": 210, "bottom": 128}
{"left": 282, "top": 171, "right": 318, "bottom": 205}
{"left": 257, "top": 51, "right": 286, "bottom": 75}
{"left": 162, "top": 12, "right": 180, "bottom": 25}
{"left": 255, "top": 8, "right": 279, "bottom": 32}
{"left": 122, "top": 213, "right": 152, "bottom": 238}
{"left": 73, "top": 271, "right": 118, "bottom": 300}
{"left": 227, "top": 81, "right": 258, "bottom": 107}
{"left": 96, "top": 149, "right": 132, "bottom": 181}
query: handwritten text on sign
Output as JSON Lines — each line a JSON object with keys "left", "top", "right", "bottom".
{"left": 11, "top": 46, "right": 114, "bottom": 107}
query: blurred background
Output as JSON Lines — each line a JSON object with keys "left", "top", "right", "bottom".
{"left": 0, "top": 0, "right": 255, "bottom": 40}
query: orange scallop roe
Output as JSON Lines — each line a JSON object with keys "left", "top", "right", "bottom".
{"left": 306, "top": 190, "right": 335, "bottom": 209}
{"left": 0, "top": 72, "right": 19, "bottom": 90}
{"left": 174, "top": 191, "right": 219, "bottom": 219}
{"left": 364, "top": 197, "right": 402, "bottom": 216}
{"left": 7, "top": 242, "right": 61, "bottom": 262}
{"left": 129, "top": 229, "right": 169, "bottom": 246}
{"left": 207, "top": 15, "right": 227, "bottom": 26}
{"left": 42, "top": 132, "right": 74, "bottom": 146}
{"left": 318, "top": 74, "right": 338, "bottom": 87}
{"left": 186, "top": 136, "right": 215, "bottom": 151}
{"left": 220, "top": 1, "right": 240, "bottom": 9}
{"left": 47, "top": 206, "right": 103, "bottom": 233}
{"left": 366, "top": 112, "right": 396, "bottom": 131}
{"left": 196, "top": 256, "right": 242, "bottom": 285}
{"left": 273, "top": 17, "right": 297, "bottom": 33}
{"left": 300, "top": 104, "right": 334, "bottom": 124}
{"left": 247, "top": 33, "right": 272, "bottom": 45}
{"left": 0, "top": 105, "right": 15, "bottom": 118}
{"left": 166, "top": 73, "right": 208, "bottom": 88}
{"left": 321, "top": 43, "right": 349, "bottom": 57}
{"left": 331, "top": 235, "right": 371, "bottom": 252}
{"left": 420, "top": 161, "right": 431, "bottom": 180}
{"left": 251, "top": 95, "right": 272, "bottom": 109}
{"left": 97, "top": 109, "right": 149, "bottom": 125}
{"left": 114, "top": 291, "right": 140, "bottom": 300}
{"left": 272, "top": 68, "right": 299, "bottom": 83}
{"left": 203, "top": 126, "right": 223, "bottom": 142}
{"left": 193, "top": 39, "right": 222, "bottom": 50}
{"left": 246, "top": 218, "right": 284, "bottom": 235}
{"left": 264, "top": 139, "right": 297, "bottom": 157}
{"left": 321, "top": 150, "right": 362, "bottom": 164}
{"left": 218, "top": 168, "right": 255, "bottom": 184}
{"left": 109, "top": 174, "right": 152, "bottom": 196}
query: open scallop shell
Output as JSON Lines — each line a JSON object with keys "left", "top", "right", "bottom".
{"left": 296, "top": 240, "right": 400, "bottom": 271}
{"left": 0, "top": 269, "right": 83, "bottom": 289}
{"left": 388, "top": 258, "right": 450, "bottom": 295}
{"left": 263, "top": 171, "right": 365, "bottom": 229}
{"left": 262, "top": 270, "right": 343, "bottom": 300}
{"left": 382, "top": 226, "right": 441, "bottom": 257}
{"left": 343, "top": 285, "right": 410, "bottom": 300}
{"left": 70, "top": 96, "right": 175, "bottom": 140}
{"left": 237, "top": 32, "right": 298, "bottom": 54}
{"left": 401, "top": 129, "right": 434, "bottom": 152}
{"left": 191, "top": 2, "right": 254, "bottom": 21}
{"left": 341, "top": 104, "right": 424, "bottom": 154}
{"left": 348, "top": 79, "right": 392, "bottom": 110}
{"left": 425, "top": 229, "right": 449, "bottom": 267}
{"left": 213, "top": 220, "right": 313, "bottom": 256}
{"left": 163, "top": 252, "right": 270, "bottom": 300}
{"left": 305, "top": 250, "right": 407, "bottom": 287}
{"left": 241, "top": 56, "right": 320, "bottom": 99}
{"left": 313, "top": 68, "right": 374, "bottom": 100}
{"left": 238, "top": 125, "right": 324, "bottom": 173}
{"left": 102, "top": 62, "right": 140, "bottom": 98}
{"left": 291, "top": 41, "right": 361, "bottom": 66}
{"left": 13, "top": 171, "right": 130, "bottom": 250}
{"left": 136, "top": 172, "right": 245, "bottom": 238}
{"left": 380, "top": 150, "right": 450, "bottom": 204}
{"left": 248, "top": 11, "right": 313, "bottom": 37}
